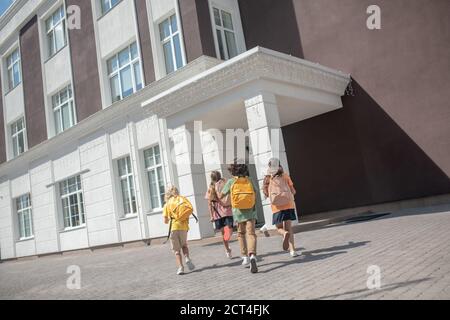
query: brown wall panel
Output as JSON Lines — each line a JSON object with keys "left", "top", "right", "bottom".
{"left": 66, "top": 0, "right": 102, "bottom": 122}
{"left": 238, "top": 0, "right": 303, "bottom": 57}
{"left": 178, "top": 0, "right": 216, "bottom": 62}
{"left": 20, "top": 16, "right": 47, "bottom": 149}
{"left": 135, "top": 0, "right": 155, "bottom": 85}
{"left": 281, "top": 0, "right": 450, "bottom": 214}
{"left": 0, "top": 74, "right": 5, "bottom": 164}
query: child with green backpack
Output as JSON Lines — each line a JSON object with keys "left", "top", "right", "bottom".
{"left": 163, "top": 185, "right": 196, "bottom": 275}
{"left": 218, "top": 161, "right": 259, "bottom": 274}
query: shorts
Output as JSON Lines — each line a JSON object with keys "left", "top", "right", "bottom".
{"left": 214, "top": 216, "right": 234, "bottom": 230}
{"left": 170, "top": 230, "right": 188, "bottom": 252}
{"left": 272, "top": 208, "right": 297, "bottom": 225}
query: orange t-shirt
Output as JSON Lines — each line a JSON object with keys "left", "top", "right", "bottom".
{"left": 270, "top": 174, "right": 296, "bottom": 214}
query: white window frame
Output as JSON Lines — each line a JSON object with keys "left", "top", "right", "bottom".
{"left": 52, "top": 84, "right": 76, "bottom": 135}
{"left": 16, "top": 194, "right": 34, "bottom": 240}
{"left": 107, "top": 42, "right": 143, "bottom": 103}
{"left": 6, "top": 47, "right": 21, "bottom": 91}
{"left": 60, "top": 175, "right": 85, "bottom": 230}
{"left": 208, "top": 0, "right": 246, "bottom": 61}
{"left": 10, "top": 117, "right": 27, "bottom": 158}
{"left": 158, "top": 13, "right": 185, "bottom": 75}
{"left": 117, "top": 156, "right": 137, "bottom": 216}
{"left": 144, "top": 145, "right": 166, "bottom": 210}
{"left": 45, "top": 5, "right": 67, "bottom": 58}
{"left": 100, "top": 0, "right": 121, "bottom": 15}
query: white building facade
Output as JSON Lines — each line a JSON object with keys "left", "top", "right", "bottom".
{"left": 0, "top": 0, "right": 349, "bottom": 260}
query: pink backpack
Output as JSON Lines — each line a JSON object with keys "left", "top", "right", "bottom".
{"left": 215, "top": 179, "right": 231, "bottom": 207}
{"left": 269, "top": 174, "right": 294, "bottom": 206}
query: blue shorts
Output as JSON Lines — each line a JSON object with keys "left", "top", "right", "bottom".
{"left": 214, "top": 216, "right": 234, "bottom": 230}
{"left": 272, "top": 209, "right": 297, "bottom": 225}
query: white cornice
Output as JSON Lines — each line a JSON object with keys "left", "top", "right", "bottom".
{"left": 0, "top": 48, "right": 350, "bottom": 178}
{"left": 141, "top": 46, "right": 351, "bottom": 118}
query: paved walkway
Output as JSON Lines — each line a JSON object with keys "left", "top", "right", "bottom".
{"left": 1, "top": 205, "right": 450, "bottom": 300}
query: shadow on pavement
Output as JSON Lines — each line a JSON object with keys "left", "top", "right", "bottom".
{"left": 305, "top": 241, "right": 370, "bottom": 254}
{"left": 314, "top": 277, "right": 433, "bottom": 300}
{"left": 257, "top": 251, "right": 347, "bottom": 274}
{"left": 190, "top": 241, "right": 368, "bottom": 274}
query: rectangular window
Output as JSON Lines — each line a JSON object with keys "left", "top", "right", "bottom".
{"left": 117, "top": 156, "right": 137, "bottom": 215}
{"left": 52, "top": 85, "right": 76, "bottom": 134}
{"left": 159, "top": 14, "right": 184, "bottom": 75}
{"left": 213, "top": 7, "right": 238, "bottom": 60}
{"left": 16, "top": 194, "right": 33, "bottom": 239}
{"left": 144, "top": 145, "right": 165, "bottom": 209}
{"left": 60, "top": 175, "right": 85, "bottom": 229}
{"left": 6, "top": 48, "right": 21, "bottom": 91}
{"left": 10, "top": 117, "right": 26, "bottom": 158}
{"left": 46, "top": 6, "right": 67, "bottom": 58}
{"left": 107, "top": 42, "right": 143, "bottom": 103}
{"left": 101, "top": 0, "right": 120, "bottom": 15}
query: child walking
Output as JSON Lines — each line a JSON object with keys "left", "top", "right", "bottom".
{"left": 263, "top": 158, "right": 299, "bottom": 257}
{"left": 219, "top": 161, "right": 259, "bottom": 273}
{"left": 163, "top": 185, "right": 196, "bottom": 275}
{"left": 205, "top": 171, "right": 234, "bottom": 258}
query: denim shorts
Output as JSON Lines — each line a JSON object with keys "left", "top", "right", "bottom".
{"left": 214, "top": 216, "right": 234, "bottom": 230}
{"left": 272, "top": 208, "right": 297, "bottom": 225}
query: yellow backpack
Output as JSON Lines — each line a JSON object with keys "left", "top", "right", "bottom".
{"left": 170, "top": 196, "right": 194, "bottom": 221}
{"left": 230, "top": 177, "right": 256, "bottom": 209}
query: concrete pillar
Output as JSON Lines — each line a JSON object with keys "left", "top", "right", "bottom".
{"left": 171, "top": 122, "right": 214, "bottom": 239}
{"left": 201, "top": 129, "right": 232, "bottom": 185}
{"left": 245, "top": 92, "right": 293, "bottom": 229}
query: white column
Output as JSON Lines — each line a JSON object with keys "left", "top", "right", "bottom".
{"left": 171, "top": 122, "right": 215, "bottom": 239}
{"left": 201, "top": 129, "right": 231, "bottom": 185}
{"left": 245, "top": 92, "right": 293, "bottom": 230}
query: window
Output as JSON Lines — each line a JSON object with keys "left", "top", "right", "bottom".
{"left": 6, "top": 48, "right": 21, "bottom": 91}
{"left": 107, "top": 43, "right": 143, "bottom": 103}
{"left": 60, "top": 175, "right": 85, "bottom": 229}
{"left": 101, "top": 0, "right": 120, "bottom": 15}
{"left": 213, "top": 7, "right": 238, "bottom": 60}
{"left": 11, "top": 118, "right": 26, "bottom": 158}
{"left": 16, "top": 194, "right": 33, "bottom": 239}
{"left": 46, "top": 6, "right": 67, "bottom": 57}
{"left": 144, "top": 145, "right": 165, "bottom": 209}
{"left": 117, "top": 156, "right": 137, "bottom": 215}
{"left": 159, "top": 14, "right": 184, "bottom": 75}
{"left": 52, "top": 85, "right": 76, "bottom": 134}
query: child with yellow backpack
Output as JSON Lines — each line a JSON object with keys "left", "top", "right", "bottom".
{"left": 163, "top": 185, "right": 197, "bottom": 275}
{"left": 218, "top": 161, "right": 259, "bottom": 273}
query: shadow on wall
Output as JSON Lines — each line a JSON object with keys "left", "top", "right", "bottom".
{"left": 238, "top": 0, "right": 304, "bottom": 58}
{"left": 283, "top": 80, "right": 450, "bottom": 215}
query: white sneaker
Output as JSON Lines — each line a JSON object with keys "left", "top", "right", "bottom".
{"left": 290, "top": 251, "right": 299, "bottom": 258}
{"left": 242, "top": 256, "right": 250, "bottom": 267}
{"left": 185, "top": 258, "right": 195, "bottom": 271}
{"left": 226, "top": 250, "right": 232, "bottom": 259}
{"left": 177, "top": 267, "right": 184, "bottom": 275}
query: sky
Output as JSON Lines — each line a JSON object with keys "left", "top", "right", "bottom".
{"left": 0, "top": 0, "right": 14, "bottom": 17}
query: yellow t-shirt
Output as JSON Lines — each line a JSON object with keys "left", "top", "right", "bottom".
{"left": 163, "top": 196, "right": 190, "bottom": 231}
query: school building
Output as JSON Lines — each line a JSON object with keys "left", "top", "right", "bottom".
{"left": 0, "top": 0, "right": 449, "bottom": 259}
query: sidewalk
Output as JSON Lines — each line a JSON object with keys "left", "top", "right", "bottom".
{"left": 1, "top": 204, "right": 450, "bottom": 299}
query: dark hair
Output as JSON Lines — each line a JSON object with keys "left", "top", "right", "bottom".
{"left": 210, "top": 171, "right": 222, "bottom": 184}
{"left": 228, "top": 159, "right": 249, "bottom": 177}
